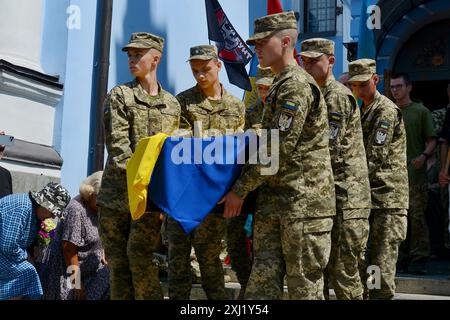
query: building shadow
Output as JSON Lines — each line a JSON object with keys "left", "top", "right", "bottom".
{"left": 115, "top": 0, "right": 174, "bottom": 94}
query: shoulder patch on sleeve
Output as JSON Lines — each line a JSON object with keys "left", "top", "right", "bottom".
{"left": 379, "top": 121, "right": 390, "bottom": 130}
{"left": 277, "top": 112, "right": 294, "bottom": 132}
{"left": 329, "top": 113, "right": 342, "bottom": 140}
{"left": 374, "top": 121, "right": 391, "bottom": 146}
{"left": 329, "top": 112, "right": 342, "bottom": 123}
{"left": 282, "top": 100, "right": 298, "bottom": 112}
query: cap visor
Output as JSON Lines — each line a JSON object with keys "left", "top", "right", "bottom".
{"left": 246, "top": 31, "right": 274, "bottom": 45}
{"left": 299, "top": 51, "right": 324, "bottom": 58}
{"left": 256, "top": 78, "right": 273, "bottom": 86}
{"left": 121, "top": 43, "right": 152, "bottom": 52}
{"left": 348, "top": 74, "right": 373, "bottom": 82}
{"left": 187, "top": 55, "right": 214, "bottom": 62}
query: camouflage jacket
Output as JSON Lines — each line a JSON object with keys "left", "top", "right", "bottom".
{"left": 232, "top": 62, "right": 336, "bottom": 219}
{"left": 361, "top": 91, "right": 409, "bottom": 209}
{"left": 245, "top": 99, "right": 266, "bottom": 130}
{"left": 97, "top": 79, "right": 181, "bottom": 211}
{"left": 176, "top": 84, "right": 245, "bottom": 137}
{"left": 321, "top": 77, "right": 371, "bottom": 211}
{"left": 431, "top": 106, "right": 449, "bottom": 138}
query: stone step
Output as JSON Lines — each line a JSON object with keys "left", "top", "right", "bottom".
{"left": 395, "top": 275, "right": 450, "bottom": 296}
{"left": 162, "top": 266, "right": 450, "bottom": 300}
{"left": 161, "top": 282, "right": 450, "bottom": 300}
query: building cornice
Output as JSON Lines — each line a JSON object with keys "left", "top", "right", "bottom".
{"left": 0, "top": 59, "right": 63, "bottom": 106}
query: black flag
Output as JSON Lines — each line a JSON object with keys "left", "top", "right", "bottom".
{"left": 205, "top": 0, "right": 253, "bottom": 91}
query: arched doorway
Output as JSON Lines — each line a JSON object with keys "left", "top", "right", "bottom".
{"left": 393, "top": 19, "right": 450, "bottom": 110}
{"left": 374, "top": 0, "right": 450, "bottom": 109}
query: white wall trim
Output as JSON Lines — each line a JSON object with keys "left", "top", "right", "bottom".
{"left": 0, "top": 69, "right": 63, "bottom": 106}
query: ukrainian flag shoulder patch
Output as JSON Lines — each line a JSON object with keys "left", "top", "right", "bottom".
{"left": 329, "top": 112, "right": 342, "bottom": 122}
{"left": 283, "top": 101, "right": 298, "bottom": 112}
{"left": 379, "top": 121, "right": 390, "bottom": 130}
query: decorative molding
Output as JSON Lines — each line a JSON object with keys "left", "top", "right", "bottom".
{"left": 0, "top": 60, "right": 63, "bottom": 106}
{"left": 3, "top": 138, "right": 63, "bottom": 169}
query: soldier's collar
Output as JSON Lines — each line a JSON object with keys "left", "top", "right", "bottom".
{"left": 275, "top": 61, "right": 298, "bottom": 82}
{"left": 133, "top": 79, "right": 165, "bottom": 106}
{"left": 195, "top": 84, "right": 228, "bottom": 112}
{"left": 363, "top": 90, "right": 381, "bottom": 113}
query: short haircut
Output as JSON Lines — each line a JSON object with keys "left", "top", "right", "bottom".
{"left": 275, "top": 29, "right": 298, "bottom": 48}
{"left": 79, "top": 171, "right": 103, "bottom": 201}
{"left": 391, "top": 72, "right": 412, "bottom": 86}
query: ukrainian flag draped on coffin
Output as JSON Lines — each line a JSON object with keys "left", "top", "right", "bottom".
{"left": 126, "top": 133, "right": 255, "bottom": 234}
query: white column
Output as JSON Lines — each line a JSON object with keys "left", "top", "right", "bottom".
{"left": 0, "top": 0, "right": 44, "bottom": 72}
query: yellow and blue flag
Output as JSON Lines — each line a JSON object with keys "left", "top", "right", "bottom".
{"left": 127, "top": 133, "right": 254, "bottom": 234}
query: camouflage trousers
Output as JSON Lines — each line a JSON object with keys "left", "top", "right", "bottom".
{"left": 361, "top": 209, "right": 407, "bottom": 300}
{"left": 245, "top": 214, "right": 333, "bottom": 300}
{"left": 167, "top": 213, "right": 226, "bottom": 300}
{"left": 398, "top": 183, "right": 430, "bottom": 264}
{"left": 226, "top": 215, "right": 252, "bottom": 289}
{"left": 98, "top": 207, "right": 163, "bottom": 300}
{"left": 324, "top": 208, "right": 370, "bottom": 300}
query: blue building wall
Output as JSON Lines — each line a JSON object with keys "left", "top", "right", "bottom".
{"left": 54, "top": 0, "right": 249, "bottom": 195}
{"left": 58, "top": 0, "right": 98, "bottom": 196}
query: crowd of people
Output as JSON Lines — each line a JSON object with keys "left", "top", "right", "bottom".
{"left": 1, "top": 11, "right": 450, "bottom": 300}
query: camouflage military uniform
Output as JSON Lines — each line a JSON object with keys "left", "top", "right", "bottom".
{"left": 350, "top": 59, "right": 409, "bottom": 300}
{"left": 245, "top": 100, "right": 265, "bottom": 130}
{"left": 245, "top": 66, "right": 274, "bottom": 131}
{"left": 97, "top": 32, "right": 181, "bottom": 300}
{"left": 167, "top": 45, "right": 246, "bottom": 300}
{"left": 430, "top": 106, "right": 450, "bottom": 252}
{"left": 300, "top": 38, "right": 371, "bottom": 300}
{"left": 232, "top": 12, "right": 336, "bottom": 300}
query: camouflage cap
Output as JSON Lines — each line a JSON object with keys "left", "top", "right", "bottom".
{"left": 30, "top": 182, "right": 71, "bottom": 218}
{"left": 255, "top": 65, "right": 274, "bottom": 86}
{"left": 188, "top": 45, "right": 218, "bottom": 61}
{"left": 121, "top": 32, "right": 164, "bottom": 53}
{"left": 348, "top": 59, "right": 377, "bottom": 82}
{"left": 300, "top": 38, "right": 334, "bottom": 58}
{"left": 247, "top": 11, "right": 298, "bottom": 45}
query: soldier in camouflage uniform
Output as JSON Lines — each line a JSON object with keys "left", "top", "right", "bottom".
{"left": 166, "top": 45, "right": 245, "bottom": 300}
{"left": 228, "top": 66, "right": 275, "bottom": 299}
{"left": 349, "top": 59, "right": 409, "bottom": 300}
{"left": 245, "top": 66, "right": 274, "bottom": 131}
{"left": 97, "top": 32, "right": 181, "bottom": 300}
{"left": 221, "top": 12, "right": 336, "bottom": 300}
{"left": 299, "top": 38, "right": 371, "bottom": 300}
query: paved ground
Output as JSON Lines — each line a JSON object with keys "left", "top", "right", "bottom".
{"left": 160, "top": 258, "right": 450, "bottom": 300}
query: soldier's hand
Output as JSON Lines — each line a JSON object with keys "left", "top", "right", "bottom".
{"left": 439, "top": 170, "right": 450, "bottom": 187}
{"left": 411, "top": 155, "right": 426, "bottom": 169}
{"left": 220, "top": 191, "right": 244, "bottom": 219}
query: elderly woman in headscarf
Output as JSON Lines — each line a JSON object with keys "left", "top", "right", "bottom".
{"left": 0, "top": 182, "right": 71, "bottom": 300}
{"left": 39, "top": 171, "right": 109, "bottom": 300}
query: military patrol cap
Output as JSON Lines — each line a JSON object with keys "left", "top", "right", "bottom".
{"left": 348, "top": 59, "right": 377, "bottom": 82}
{"left": 30, "top": 182, "right": 71, "bottom": 218}
{"left": 300, "top": 38, "right": 335, "bottom": 58}
{"left": 247, "top": 11, "right": 298, "bottom": 45}
{"left": 121, "top": 32, "right": 164, "bottom": 53}
{"left": 188, "top": 45, "right": 218, "bottom": 61}
{"left": 255, "top": 65, "right": 274, "bottom": 86}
